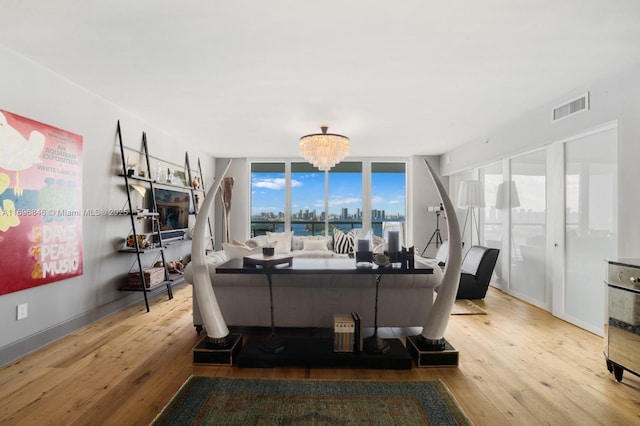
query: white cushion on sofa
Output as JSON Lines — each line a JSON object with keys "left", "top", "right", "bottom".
{"left": 303, "top": 239, "right": 328, "bottom": 251}
{"left": 291, "top": 235, "right": 332, "bottom": 251}
{"left": 293, "top": 250, "right": 345, "bottom": 259}
{"left": 207, "top": 250, "right": 227, "bottom": 263}
{"left": 266, "top": 231, "right": 292, "bottom": 253}
{"left": 245, "top": 235, "right": 268, "bottom": 248}
{"left": 222, "top": 242, "right": 264, "bottom": 259}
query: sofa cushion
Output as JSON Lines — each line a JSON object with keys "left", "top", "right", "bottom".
{"left": 333, "top": 228, "right": 355, "bottom": 254}
{"left": 291, "top": 235, "right": 332, "bottom": 251}
{"left": 292, "top": 250, "right": 347, "bottom": 259}
{"left": 266, "top": 231, "right": 293, "bottom": 253}
{"left": 303, "top": 238, "right": 329, "bottom": 251}
{"left": 231, "top": 239, "right": 249, "bottom": 248}
{"left": 372, "top": 235, "right": 385, "bottom": 253}
{"left": 245, "top": 235, "right": 268, "bottom": 248}
{"left": 222, "top": 242, "right": 264, "bottom": 259}
{"left": 207, "top": 250, "right": 227, "bottom": 263}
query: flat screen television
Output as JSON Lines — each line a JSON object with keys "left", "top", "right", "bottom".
{"left": 152, "top": 187, "right": 192, "bottom": 240}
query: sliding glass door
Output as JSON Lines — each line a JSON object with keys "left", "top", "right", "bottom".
{"left": 479, "top": 163, "right": 505, "bottom": 287}
{"left": 450, "top": 124, "right": 618, "bottom": 334}
{"left": 562, "top": 127, "right": 617, "bottom": 333}
{"left": 509, "top": 150, "right": 548, "bottom": 308}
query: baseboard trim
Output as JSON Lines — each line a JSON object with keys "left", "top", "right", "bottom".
{"left": 0, "top": 293, "right": 140, "bottom": 367}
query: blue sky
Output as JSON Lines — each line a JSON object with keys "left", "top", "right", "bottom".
{"left": 251, "top": 171, "right": 405, "bottom": 217}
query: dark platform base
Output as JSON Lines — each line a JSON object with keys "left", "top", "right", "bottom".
{"left": 238, "top": 336, "right": 412, "bottom": 369}
{"left": 193, "top": 334, "right": 242, "bottom": 365}
{"left": 406, "top": 335, "right": 459, "bottom": 367}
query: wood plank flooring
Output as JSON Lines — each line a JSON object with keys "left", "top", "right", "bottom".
{"left": 1, "top": 284, "right": 639, "bottom": 425}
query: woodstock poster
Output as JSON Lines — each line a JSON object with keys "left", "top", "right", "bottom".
{"left": 0, "top": 110, "right": 83, "bottom": 295}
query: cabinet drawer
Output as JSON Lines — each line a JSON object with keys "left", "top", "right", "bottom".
{"left": 608, "top": 264, "right": 640, "bottom": 292}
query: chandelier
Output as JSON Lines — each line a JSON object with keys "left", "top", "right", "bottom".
{"left": 299, "top": 126, "right": 350, "bottom": 171}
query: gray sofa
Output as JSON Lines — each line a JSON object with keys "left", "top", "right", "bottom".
{"left": 183, "top": 235, "right": 443, "bottom": 329}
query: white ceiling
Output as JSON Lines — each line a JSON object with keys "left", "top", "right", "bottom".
{"left": 1, "top": 1, "right": 639, "bottom": 159}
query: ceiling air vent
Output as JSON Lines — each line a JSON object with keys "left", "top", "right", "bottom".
{"left": 552, "top": 92, "right": 589, "bottom": 121}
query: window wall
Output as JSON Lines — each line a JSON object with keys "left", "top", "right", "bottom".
{"left": 371, "top": 162, "right": 406, "bottom": 236}
{"left": 250, "top": 162, "right": 285, "bottom": 236}
{"left": 291, "top": 162, "right": 326, "bottom": 236}
{"left": 251, "top": 161, "right": 406, "bottom": 237}
{"left": 328, "top": 162, "right": 363, "bottom": 232}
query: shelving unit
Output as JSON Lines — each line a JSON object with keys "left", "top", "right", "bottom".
{"left": 116, "top": 121, "right": 172, "bottom": 311}
{"left": 185, "top": 153, "right": 215, "bottom": 253}
{"left": 114, "top": 120, "right": 214, "bottom": 312}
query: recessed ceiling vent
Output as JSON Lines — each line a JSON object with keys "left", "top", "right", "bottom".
{"left": 553, "top": 92, "right": 589, "bottom": 121}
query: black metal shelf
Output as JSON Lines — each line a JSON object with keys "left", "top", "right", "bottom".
{"left": 115, "top": 120, "right": 213, "bottom": 312}
{"left": 116, "top": 121, "right": 173, "bottom": 311}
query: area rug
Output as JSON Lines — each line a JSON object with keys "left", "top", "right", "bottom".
{"left": 152, "top": 376, "right": 471, "bottom": 425}
{"left": 451, "top": 299, "right": 487, "bottom": 315}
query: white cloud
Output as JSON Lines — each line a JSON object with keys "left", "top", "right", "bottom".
{"left": 252, "top": 177, "right": 303, "bottom": 189}
{"left": 253, "top": 177, "right": 286, "bottom": 190}
{"left": 328, "top": 196, "right": 360, "bottom": 207}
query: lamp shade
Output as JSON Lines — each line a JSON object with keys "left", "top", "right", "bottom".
{"left": 495, "top": 181, "right": 521, "bottom": 210}
{"left": 457, "top": 180, "right": 485, "bottom": 208}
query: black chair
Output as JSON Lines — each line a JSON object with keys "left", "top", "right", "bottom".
{"left": 456, "top": 246, "right": 500, "bottom": 299}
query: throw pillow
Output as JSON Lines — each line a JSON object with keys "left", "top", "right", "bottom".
{"left": 231, "top": 239, "right": 249, "bottom": 248}
{"left": 222, "top": 242, "right": 263, "bottom": 259}
{"left": 266, "top": 231, "right": 293, "bottom": 254}
{"left": 333, "top": 228, "right": 355, "bottom": 254}
{"left": 207, "top": 251, "right": 228, "bottom": 263}
{"left": 303, "top": 239, "right": 328, "bottom": 251}
{"left": 292, "top": 235, "right": 331, "bottom": 251}
{"left": 245, "top": 235, "right": 268, "bottom": 248}
{"left": 372, "top": 235, "right": 385, "bottom": 254}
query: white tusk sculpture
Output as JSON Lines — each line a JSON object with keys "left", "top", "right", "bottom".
{"left": 418, "top": 159, "right": 463, "bottom": 349}
{"left": 191, "top": 159, "right": 233, "bottom": 347}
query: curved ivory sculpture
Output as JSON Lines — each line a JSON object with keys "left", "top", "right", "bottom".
{"left": 420, "top": 159, "right": 462, "bottom": 341}
{"left": 191, "top": 159, "right": 233, "bottom": 342}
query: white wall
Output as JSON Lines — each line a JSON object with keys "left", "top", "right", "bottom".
{"left": 0, "top": 46, "right": 215, "bottom": 365}
{"left": 440, "top": 63, "right": 640, "bottom": 258}
{"left": 410, "top": 156, "right": 448, "bottom": 258}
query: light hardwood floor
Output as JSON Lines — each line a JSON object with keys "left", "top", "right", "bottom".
{"left": 1, "top": 284, "right": 639, "bottom": 425}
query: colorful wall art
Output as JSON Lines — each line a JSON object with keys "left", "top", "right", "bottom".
{"left": 0, "top": 110, "right": 83, "bottom": 295}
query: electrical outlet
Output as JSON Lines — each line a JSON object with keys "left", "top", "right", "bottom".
{"left": 17, "top": 303, "right": 28, "bottom": 320}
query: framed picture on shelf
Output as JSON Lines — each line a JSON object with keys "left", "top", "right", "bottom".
{"left": 172, "top": 170, "right": 188, "bottom": 186}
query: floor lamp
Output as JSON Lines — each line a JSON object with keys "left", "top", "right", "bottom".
{"left": 458, "top": 180, "right": 485, "bottom": 247}
{"left": 496, "top": 180, "right": 520, "bottom": 257}
{"left": 495, "top": 180, "right": 520, "bottom": 211}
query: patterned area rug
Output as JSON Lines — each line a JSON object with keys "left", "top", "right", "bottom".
{"left": 451, "top": 299, "right": 487, "bottom": 315}
{"left": 153, "top": 376, "right": 471, "bottom": 425}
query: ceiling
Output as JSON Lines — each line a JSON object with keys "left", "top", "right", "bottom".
{"left": 1, "top": 1, "right": 639, "bottom": 159}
